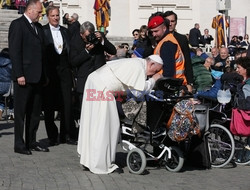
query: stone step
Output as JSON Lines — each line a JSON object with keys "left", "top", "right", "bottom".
{"left": 0, "top": 23, "right": 11, "bottom": 30}
{"left": 0, "top": 42, "right": 8, "bottom": 51}
{"left": 108, "top": 36, "right": 133, "bottom": 47}
{"left": 0, "top": 31, "right": 8, "bottom": 41}
{"left": 0, "top": 17, "right": 20, "bottom": 22}
{"left": 0, "top": 9, "right": 20, "bottom": 50}
{"left": 0, "top": 9, "right": 18, "bottom": 14}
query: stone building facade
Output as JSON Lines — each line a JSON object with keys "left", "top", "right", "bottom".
{"left": 54, "top": 0, "right": 250, "bottom": 46}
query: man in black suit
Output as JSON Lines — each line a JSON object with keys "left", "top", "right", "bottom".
{"left": 68, "top": 13, "right": 80, "bottom": 39}
{"left": 8, "top": 0, "right": 49, "bottom": 155}
{"left": 189, "top": 23, "right": 202, "bottom": 48}
{"left": 70, "top": 21, "right": 117, "bottom": 107}
{"left": 42, "top": 5, "right": 76, "bottom": 146}
{"left": 163, "top": 11, "right": 194, "bottom": 92}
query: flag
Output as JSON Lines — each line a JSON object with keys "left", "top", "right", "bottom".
{"left": 94, "top": 0, "right": 111, "bottom": 32}
{"left": 212, "top": 14, "right": 229, "bottom": 48}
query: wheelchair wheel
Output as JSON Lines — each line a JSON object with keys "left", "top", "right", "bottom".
{"left": 234, "top": 137, "right": 250, "bottom": 165}
{"left": 164, "top": 146, "right": 184, "bottom": 172}
{"left": 126, "top": 148, "right": 146, "bottom": 175}
{"left": 208, "top": 124, "right": 235, "bottom": 168}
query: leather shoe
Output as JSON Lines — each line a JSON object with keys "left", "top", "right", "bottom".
{"left": 14, "top": 147, "right": 32, "bottom": 155}
{"left": 112, "top": 167, "right": 124, "bottom": 174}
{"left": 30, "top": 144, "right": 49, "bottom": 152}
{"left": 82, "top": 165, "right": 90, "bottom": 171}
{"left": 66, "top": 138, "right": 77, "bottom": 145}
{"left": 49, "top": 140, "right": 59, "bottom": 146}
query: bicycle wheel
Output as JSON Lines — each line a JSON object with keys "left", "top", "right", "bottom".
{"left": 164, "top": 146, "right": 184, "bottom": 172}
{"left": 208, "top": 124, "right": 235, "bottom": 168}
{"left": 234, "top": 137, "right": 250, "bottom": 165}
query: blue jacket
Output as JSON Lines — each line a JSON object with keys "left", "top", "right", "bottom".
{"left": 0, "top": 56, "right": 12, "bottom": 95}
{"left": 196, "top": 79, "right": 222, "bottom": 101}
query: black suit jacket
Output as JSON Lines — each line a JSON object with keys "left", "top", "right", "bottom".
{"left": 173, "top": 32, "right": 194, "bottom": 84}
{"left": 70, "top": 33, "right": 116, "bottom": 93}
{"left": 189, "top": 28, "right": 202, "bottom": 47}
{"left": 43, "top": 24, "right": 71, "bottom": 75}
{"left": 68, "top": 20, "right": 80, "bottom": 39}
{"left": 9, "top": 15, "right": 46, "bottom": 83}
{"left": 42, "top": 24, "right": 72, "bottom": 109}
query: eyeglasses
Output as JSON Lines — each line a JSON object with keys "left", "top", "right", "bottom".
{"left": 119, "top": 45, "right": 129, "bottom": 50}
{"left": 133, "top": 33, "right": 139, "bottom": 36}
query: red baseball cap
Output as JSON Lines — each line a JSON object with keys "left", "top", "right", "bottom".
{"left": 148, "top": 16, "right": 164, "bottom": 29}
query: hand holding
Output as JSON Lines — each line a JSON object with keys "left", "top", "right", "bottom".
{"left": 95, "top": 31, "right": 103, "bottom": 42}
{"left": 17, "top": 76, "right": 26, "bottom": 86}
{"left": 215, "top": 62, "right": 223, "bottom": 67}
{"left": 152, "top": 73, "right": 162, "bottom": 81}
{"left": 86, "top": 43, "right": 94, "bottom": 51}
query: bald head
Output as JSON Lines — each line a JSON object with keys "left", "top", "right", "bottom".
{"left": 219, "top": 47, "right": 229, "bottom": 59}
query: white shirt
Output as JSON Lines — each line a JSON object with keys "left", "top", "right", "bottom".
{"left": 49, "top": 24, "right": 63, "bottom": 54}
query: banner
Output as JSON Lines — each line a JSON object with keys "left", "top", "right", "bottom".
{"left": 229, "top": 17, "right": 246, "bottom": 40}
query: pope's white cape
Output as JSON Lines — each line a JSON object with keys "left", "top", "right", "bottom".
{"left": 77, "top": 58, "right": 147, "bottom": 174}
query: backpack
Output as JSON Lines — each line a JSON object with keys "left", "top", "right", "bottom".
{"left": 166, "top": 99, "right": 201, "bottom": 142}
{"left": 233, "top": 83, "right": 250, "bottom": 110}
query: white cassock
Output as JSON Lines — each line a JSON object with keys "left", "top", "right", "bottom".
{"left": 77, "top": 58, "right": 148, "bottom": 174}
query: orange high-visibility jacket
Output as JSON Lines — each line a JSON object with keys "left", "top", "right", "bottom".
{"left": 154, "top": 33, "right": 187, "bottom": 85}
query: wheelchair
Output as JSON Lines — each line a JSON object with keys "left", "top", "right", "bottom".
{"left": 119, "top": 77, "right": 195, "bottom": 174}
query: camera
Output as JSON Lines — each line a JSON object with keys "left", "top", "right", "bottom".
{"left": 86, "top": 32, "right": 99, "bottom": 45}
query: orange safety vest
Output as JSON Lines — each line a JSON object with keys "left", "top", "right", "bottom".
{"left": 154, "top": 33, "right": 187, "bottom": 85}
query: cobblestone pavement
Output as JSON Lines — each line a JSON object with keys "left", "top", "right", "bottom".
{"left": 0, "top": 120, "right": 249, "bottom": 190}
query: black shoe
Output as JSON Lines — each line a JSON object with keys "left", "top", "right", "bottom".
{"left": 14, "top": 147, "right": 32, "bottom": 155}
{"left": 66, "top": 138, "right": 77, "bottom": 145}
{"left": 60, "top": 138, "right": 66, "bottom": 144}
{"left": 82, "top": 165, "right": 90, "bottom": 171}
{"left": 112, "top": 167, "right": 124, "bottom": 174}
{"left": 49, "top": 140, "right": 59, "bottom": 146}
{"left": 30, "top": 144, "right": 49, "bottom": 152}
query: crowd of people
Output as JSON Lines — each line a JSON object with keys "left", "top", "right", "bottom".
{"left": 0, "top": 0, "right": 250, "bottom": 175}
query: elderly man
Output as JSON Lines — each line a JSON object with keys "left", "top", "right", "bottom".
{"left": 211, "top": 47, "right": 219, "bottom": 58}
{"left": 213, "top": 47, "right": 229, "bottom": 71}
{"left": 68, "top": 13, "right": 80, "bottom": 38}
{"left": 189, "top": 23, "right": 202, "bottom": 48}
{"left": 77, "top": 55, "right": 163, "bottom": 174}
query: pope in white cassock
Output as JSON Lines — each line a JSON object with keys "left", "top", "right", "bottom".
{"left": 77, "top": 55, "right": 163, "bottom": 174}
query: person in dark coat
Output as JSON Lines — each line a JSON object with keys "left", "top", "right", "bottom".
{"left": 70, "top": 21, "right": 116, "bottom": 117}
{"left": 43, "top": 5, "right": 77, "bottom": 146}
{"left": 189, "top": 23, "right": 202, "bottom": 48}
{"left": 200, "top": 28, "right": 214, "bottom": 46}
{"left": 163, "top": 11, "right": 194, "bottom": 92}
{"left": 9, "top": 0, "right": 48, "bottom": 155}
{"left": 68, "top": 13, "right": 80, "bottom": 38}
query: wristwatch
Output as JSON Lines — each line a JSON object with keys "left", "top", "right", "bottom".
{"left": 187, "top": 83, "right": 193, "bottom": 86}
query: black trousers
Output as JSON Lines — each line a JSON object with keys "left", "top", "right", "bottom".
{"left": 43, "top": 68, "right": 73, "bottom": 142}
{"left": 14, "top": 82, "right": 42, "bottom": 149}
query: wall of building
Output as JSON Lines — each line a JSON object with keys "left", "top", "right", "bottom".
{"left": 57, "top": 0, "right": 250, "bottom": 44}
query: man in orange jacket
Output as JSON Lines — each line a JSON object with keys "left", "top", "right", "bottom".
{"left": 146, "top": 14, "right": 188, "bottom": 133}
{"left": 148, "top": 14, "right": 187, "bottom": 85}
